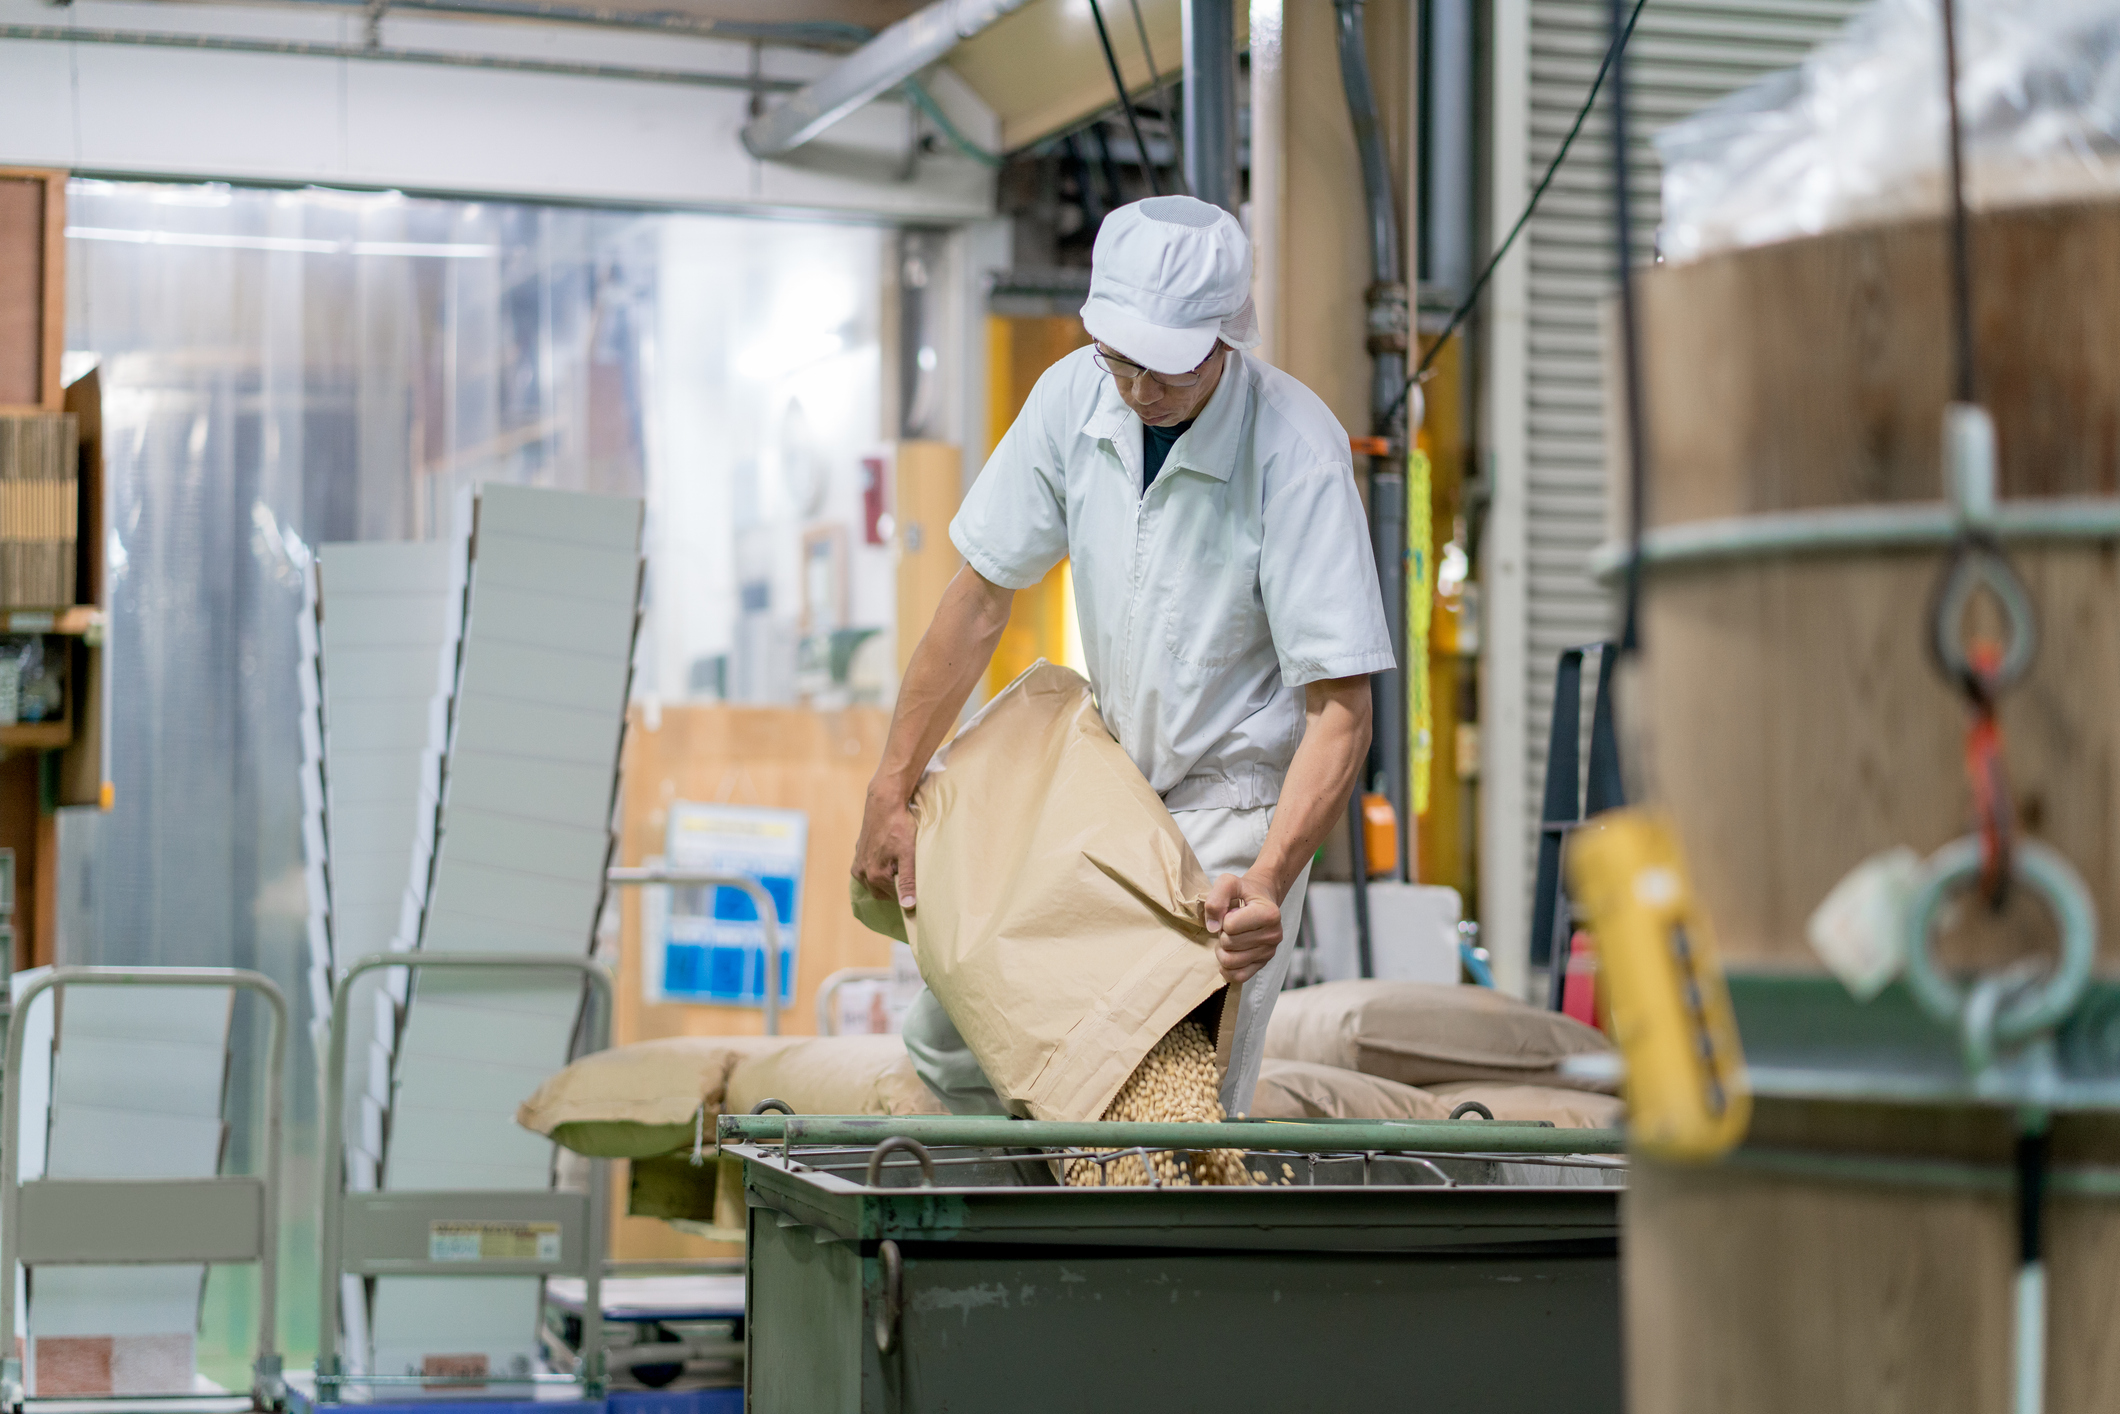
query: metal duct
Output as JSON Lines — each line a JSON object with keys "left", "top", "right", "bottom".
{"left": 0, "top": 23, "right": 797, "bottom": 90}
{"left": 1424, "top": 0, "right": 1474, "bottom": 295}
{"left": 741, "top": 0, "right": 1029, "bottom": 159}
{"left": 1182, "top": 0, "right": 1238, "bottom": 213}
{"left": 1334, "top": 0, "right": 1411, "bottom": 881}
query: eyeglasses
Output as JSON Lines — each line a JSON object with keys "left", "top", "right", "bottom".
{"left": 1092, "top": 345, "right": 1214, "bottom": 389}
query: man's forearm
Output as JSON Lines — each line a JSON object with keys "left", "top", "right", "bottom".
{"left": 1250, "top": 676, "right": 1374, "bottom": 899}
{"left": 869, "top": 566, "right": 1015, "bottom": 804}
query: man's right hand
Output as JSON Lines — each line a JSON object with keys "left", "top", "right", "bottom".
{"left": 854, "top": 789, "right": 919, "bottom": 910}
{"left": 848, "top": 565, "right": 1016, "bottom": 914}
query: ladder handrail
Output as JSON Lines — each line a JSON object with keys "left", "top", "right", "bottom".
{"left": 316, "top": 951, "right": 613, "bottom": 1400}
{"left": 0, "top": 965, "right": 288, "bottom": 1408}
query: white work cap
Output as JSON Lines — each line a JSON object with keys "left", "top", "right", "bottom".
{"left": 1080, "top": 195, "right": 1260, "bottom": 376}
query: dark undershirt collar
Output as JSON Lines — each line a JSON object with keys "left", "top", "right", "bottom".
{"left": 1141, "top": 418, "right": 1195, "bottom": 493}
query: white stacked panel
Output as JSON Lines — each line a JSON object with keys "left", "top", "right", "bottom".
{"left": 25, "top": 986, "right": 232, "bottom": 1398}
{"left": 369, "top": 485, "right": 640, "bottom": 1381}
{"left": 312, "top": 541, "right": 459, "bottom": 1375}
{"left": 297, "top": 563, "right": 333, "bottom": 1058}
{"left": 317, "top": 542, "right": 460, "bottom": 968}
{"left": 316, "top": 542, "right": 457, "bottom": 1192}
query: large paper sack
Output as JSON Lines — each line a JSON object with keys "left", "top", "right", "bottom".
{"left": 897, "top": 662, "right": 1232, "bottom": 1120}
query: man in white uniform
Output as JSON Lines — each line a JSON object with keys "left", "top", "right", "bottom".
{"left": 853, "top": 195, "right": 1393, "bottom": 1116}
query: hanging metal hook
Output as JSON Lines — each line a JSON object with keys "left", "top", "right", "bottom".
{"left": 1931, "top": 538, "right": 2038, "bottom": 700}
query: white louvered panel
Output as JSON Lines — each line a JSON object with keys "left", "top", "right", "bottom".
{"left": 1516, "top": 0, "right": 1867, "bottom": 927}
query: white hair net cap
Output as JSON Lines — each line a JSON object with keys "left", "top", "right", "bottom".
{"left": 1080, "top": 196, "right": 1260, "bottom": 375}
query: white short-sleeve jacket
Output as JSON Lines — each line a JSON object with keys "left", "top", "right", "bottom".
{"left": 950, "top": 345, "right": 1394, "bottom": 812}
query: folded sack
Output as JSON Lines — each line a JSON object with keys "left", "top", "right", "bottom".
{"left": 1264, "top": 980, "right": 1615, "bottom": 1093}
{"left": 858, "top": 662, "right": 1235, "bottom": 1121}
{"left": 723, "top": 1034, "right": 946, "bottom": 1118}
{"left": 1247, "top": 1058, "right": 1450, "bottom": 1121}
{"left": 517, "top": 1034, "right": 801, "bottom": 1158}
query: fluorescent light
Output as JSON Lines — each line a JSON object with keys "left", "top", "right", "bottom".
{"left": 66, "top": 227, "right": 496, "bottom": 258}
{"left": 348, "top": 240, "right": 497, "bottom": 259}
{"left": 66, "top": 226, "right": 337, "bottom": 253}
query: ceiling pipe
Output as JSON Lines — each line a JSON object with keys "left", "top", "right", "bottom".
{"left": 276, "top": 0, "right": 876, "bottom": 46}
{"left": 1334, "top": 0, "right": 1412, "bottom": 890}
{"left": 741, "top": 0, "right": 1029, "bottom": 160}
{"left": 1181, "top": 0, "right": 1237, "bottom": 213}
{"left": 0, "top": 23, "right": 795, "bottom": 90}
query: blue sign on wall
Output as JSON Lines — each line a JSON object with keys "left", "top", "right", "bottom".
{"left": 646, "top": 802, "right": 805, "bottom": 1008}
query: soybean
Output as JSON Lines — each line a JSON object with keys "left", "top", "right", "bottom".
{"left": 1063, "top": 1021, "right": 1254, "bottom": 1188}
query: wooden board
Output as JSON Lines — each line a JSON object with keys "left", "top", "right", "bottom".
{"left": 0, "top": 169, "right": 64, "bottom": 413}
{"left": 0, "top": 751, "right": 40, "bottom": 971}
{"left": 1628, "top": 1098, "right": 2120, "bottom": 1414}
{"left": 58, "top": 369, "right": 105, "bottom": 811}
{"left": 610, "top": 701, "right": 890, "bottom": 1259}
{"left": 615, "top": 702, "right": 891, "bottom": 1046}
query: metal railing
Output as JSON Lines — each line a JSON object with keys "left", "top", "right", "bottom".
{"left": 316, "top": 952, "right": 613, "bottom": 1401}
{"left": 608, "top": 867, "right": 785, "bottom": 1035}
{"left": 0, "top": 967, "right": 288, "bottom": 1409}
{"left": 815, "top": 966, "right": 891, "bottom": 1036}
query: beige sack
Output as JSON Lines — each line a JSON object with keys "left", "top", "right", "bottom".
{"left": 1265, "top": 980, "right": 1615, "bottom": 1092}
{"left": 723, "top": 1034, "right": 946, "bottom": 1117}
{"left": 1422, "top": 1081, "right": 1624, "bottom": 1130}
{"left": 860, "top": 662, "right": 1233, "bottom": 1121}
{"left": 1248, "top": 1058, "right": 1451, "bottom": 1121}
{"left": 516, "top": 1034, "right": 800, "bottom": 1158}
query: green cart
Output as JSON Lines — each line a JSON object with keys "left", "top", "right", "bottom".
{"left": 721, "top": 1114, "right": 1625, "bottom": 1413}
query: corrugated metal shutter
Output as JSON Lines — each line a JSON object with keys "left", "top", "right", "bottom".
{"left": 1516, "top": 0, "right": 1865, "bottom": 917}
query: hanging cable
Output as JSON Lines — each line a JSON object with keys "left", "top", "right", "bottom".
{"left": 1941, "top": 0, "right": 1976, "bottom": 404}
{"left": 1608, "top": 0, "right": 1647, "bottom": 654}
{"left": 1125, "top": 0, "right": 1187, "bottom": 191}
{"left": 1086, "top": 0, "right": 1161, "bottom": 197}
{"left": 1927, "top": 0, "right": 2034, "bottom": 913}
{"left": 902, "top": 78, "right": 1003, "bottom": 167}
{"left": 1381, "top": 0, "right": 1648, "bottom": 431}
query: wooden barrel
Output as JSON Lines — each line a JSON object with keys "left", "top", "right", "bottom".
{"left": 1628, "top": 1099, "right": 2120, "bottom": 1413}
{"left": 1634, "top": 198, "right": 2120, "bottom": 973}
{"left": 1626, "top": 200, "right": 2120, "bottom": 1413}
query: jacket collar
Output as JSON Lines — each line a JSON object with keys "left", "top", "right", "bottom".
{"left": 1079, "top": 350, "right": 1247, "bottom": 484}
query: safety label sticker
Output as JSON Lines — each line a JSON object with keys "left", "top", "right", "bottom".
{"left": 429, "top": 1220, "right": 561, "bottom": 1262}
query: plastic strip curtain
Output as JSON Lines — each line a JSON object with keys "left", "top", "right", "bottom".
{"left": 60, "top": 179, "right": 884, "bottom": 1377}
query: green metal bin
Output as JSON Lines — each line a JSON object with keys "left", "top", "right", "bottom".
{"left": 724, "top": 1115, "right": 1624, "bottom": 1412}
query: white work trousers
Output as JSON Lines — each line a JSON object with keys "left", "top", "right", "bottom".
{"left": 902, "top": 802, "right": 1310, "bottom": 1118}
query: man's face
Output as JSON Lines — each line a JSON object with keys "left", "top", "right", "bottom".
{"left": 1097, "top": 341, "right": 1229, "bottom": 428}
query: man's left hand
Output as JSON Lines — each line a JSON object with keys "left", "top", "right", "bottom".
{"left": 1205, "top": 871, "right": 1283, "bottom": 984}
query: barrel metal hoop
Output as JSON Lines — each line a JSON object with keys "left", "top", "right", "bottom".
{"left": 1589, "top": 497, "right": 2120, "bottom": 584}
{"left": 1901, "top": 836, "right": 2099, "bottom": 1064}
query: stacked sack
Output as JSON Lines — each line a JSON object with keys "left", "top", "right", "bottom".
{"left": 516, "top": 1032, "right": 950, "bottom": 1234}
{"left": 1252, "top": 979, "right": 1622, "bottom": 1129}
{"left": 516, "top": 1033, "right": 947, "bottom": 1162}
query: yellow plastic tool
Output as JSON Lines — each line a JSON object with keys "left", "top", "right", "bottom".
{"left": 1567, "top": 809, "right": 1750, "bottom": 1161}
